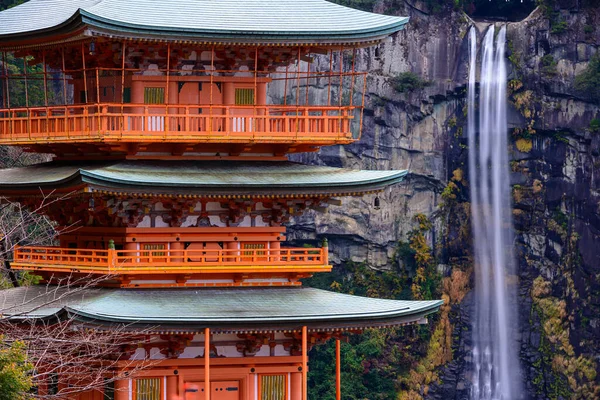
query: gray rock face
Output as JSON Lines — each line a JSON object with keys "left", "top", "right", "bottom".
{"left": 272, "top": 3, "right": 600, "bottom": 399}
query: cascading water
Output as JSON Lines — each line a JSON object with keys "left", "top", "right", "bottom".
{"left": 468, "top": 25, "right": 522, "bottom": 400}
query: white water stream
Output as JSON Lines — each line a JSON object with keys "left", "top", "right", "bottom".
{"left": 468, "top": 25, "right": 521, "bottom": 400}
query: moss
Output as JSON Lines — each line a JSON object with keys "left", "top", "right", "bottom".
{"left": 508, "top": 79, "right": 523, "bottom": 93}
{"left": 532, "top": 276, "right": 600, "bottom": 398}
{"left": 516, "top": 138, "right": 533, "bottom": 153}
{"left": 513, "top": 186, "right": 524, "bottom": 203}
{"left": 447, "top": 117, "right": 457, "bottom": 129}
{"left": 589, "top": 118, "right": 600, "bottom": 133}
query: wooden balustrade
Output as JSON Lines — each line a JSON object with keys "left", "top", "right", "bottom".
{"left": 12, "top": 245, "right": 329, "bottom": 274}
{"left": 0, "top": 104, "right": 356, "bottom": 144}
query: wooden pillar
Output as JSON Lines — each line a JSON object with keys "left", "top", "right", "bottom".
{"left": 204, "top": 327, "right": 210, "bottom": 400}
{"left": 270, "top": 240, "right": 280, "bottom": 262}
{"left": 81, "top": 43, "right": 88, "bottom": 104}
{"left": 168, "top": 81, "right": 178, "bottom": 121}
{"left": 223, "top": 82, "right": 235, "bottom": 105}
{"left": 290, "top": 372, "right": 302, "bottom": 400}
{"left": 120, "top": 42, "right": 126, "bottom": 121}
{"left": 114, "top": 379, "right": 129, "bottom": 400}
{"left": 131, "top": 80, "right": 144, "bottom": 110}
{"left": 167, "top": 375, "right": 178, "bottom": 400}
{"left": 336, "top": 339, "right": 341, "bottom": 400}
{"left": 248, "top": 372, "right": 257, "bottom": 400}
{"left": 226, "top": 241, "right": 239, "bottom": 263}
{"left": 171, "top": 241, "right": 183, "bottom": 263}
{"left": 302, "top": 326, "right": 307, "bottom": 400}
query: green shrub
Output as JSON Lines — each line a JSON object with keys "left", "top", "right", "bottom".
{"left": 574, "top": 54, "right": 600, "bottom": 104}
{"left": 388, "top": 72, "right": 432, "bottom": 94}
{"left": 541, "top": 54, "right": 558, "bottom": 76}
{"left": 550, "top": 20, "right": 568, "bottom": 34}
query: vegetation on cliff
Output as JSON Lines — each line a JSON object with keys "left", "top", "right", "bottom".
{"left": 574, "top": 54, "right": 600, "bottom": 104}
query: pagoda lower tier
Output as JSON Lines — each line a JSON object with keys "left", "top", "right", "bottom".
{"left": 1, "top": 286, "right": 443, "bottom": 400}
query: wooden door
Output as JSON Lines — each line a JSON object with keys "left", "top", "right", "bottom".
{"left": 184, "top": 381, "right": 240, "bottom": 400}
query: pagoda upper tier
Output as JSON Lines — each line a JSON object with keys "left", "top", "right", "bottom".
{"left": 0, "top": 0, "right": 408, "bottom": 158}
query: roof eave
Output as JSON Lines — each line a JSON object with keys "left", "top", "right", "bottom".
{"left": 0, "top": 10, "right": 86, "bottom": 50}
{"left": 81, "top": 17, "right": 407, "bottom": 45}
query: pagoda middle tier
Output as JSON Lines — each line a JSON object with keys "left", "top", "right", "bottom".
{"left": 0, "top": 159, "right": 407, "bottom": 287}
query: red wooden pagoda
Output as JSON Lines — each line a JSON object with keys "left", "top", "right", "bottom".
{"left": 0, "top": 1, "right": 441, "bottom": 399}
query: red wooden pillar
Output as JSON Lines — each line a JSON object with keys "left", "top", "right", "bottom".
{"left": 336, "top": 339, "right": 341, "bottom": 400}
{"left": 302, "top": 326, "right": 308, "bottom": 400}
{"left": 167, "top": 375, "right": 178, "bottom": 399}
{"left": 114, "top": 379, "right": 129, "bottom": 400}
{"left": 171, "top": 241, "right": 184, "bottom": 263}
{"left": 290, "top": 373, "right": 302, "bottom": 400}
{"left": 205, "top": 327, "right": 210, "bottom": 400}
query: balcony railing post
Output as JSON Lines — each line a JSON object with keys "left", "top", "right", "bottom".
{"left": 84, "top": 106, "right": 90, "bottom": 136}
{"left": 101, "top": 105, "right": 108, "bottom": 133}
{"left": 223, "top": 107, "right": 228, "bottom": 136}
{"left": 185, "top": 106, "right": 190, "bottom": 133}
{"left": 108, "top": 239, "right": 116, "bottom": 272}
{"left": 144, "top": 106, "right": 149, "bottom": 132}
{"left": 322, "top": 238, "right": 329, "bottom": 266}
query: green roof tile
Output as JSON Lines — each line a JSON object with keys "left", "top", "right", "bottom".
{"left": 0, "top": 160, "right": 408, "bottom": 195}
{"left": 0, "top": 286, "right": 443, "bottom": 332}
{"left": 0, "top": 0, "right": 408, "bottom": 45}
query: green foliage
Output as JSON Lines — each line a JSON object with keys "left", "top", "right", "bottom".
{"left": 550, "top": 20, "right": 568, "bottom": 34}
{"left": 388, "top": 72, "right": 431, "bottom": 94}
{"left": 583, "top": 25, "right": 594, "bottom": 35}
{"left": 0, "top": 338, "right": 32, "bottom": 400}
{"left": 541, "top": 54, "right": 558, "bottom": 76}
{"left": 589, "top": 119, "right": 600, "bottom": 133}
{"left": 574, "top": 54, "right": 600, "bottom": 104}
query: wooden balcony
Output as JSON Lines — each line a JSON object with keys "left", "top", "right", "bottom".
{"left": 12, "top": 246, "right": 330, "bottom": 275}
{"left": 0, "top": 104, "right": 357, "bottom": 152}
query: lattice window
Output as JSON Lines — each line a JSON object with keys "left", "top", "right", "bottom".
{"left": 235, "top": 88, "right": 255, "bottom": 105}
{"left": 135, "top": 378, "right": 161, "bottom": 400}
{"left": 143, "top": 243, "right": 166, "bottom": 257}
{"left": 261, "top": 375, "right": 285, "bottom": 400}
{"left": 144, "top": 87, "right": 165, "bottom": 104}
{"left": 243, "top": 243, "right": 265, "bottom": 256}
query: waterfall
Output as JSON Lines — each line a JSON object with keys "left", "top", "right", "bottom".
{"left": 468, "top": 25, "right": 521, "bottom": 400}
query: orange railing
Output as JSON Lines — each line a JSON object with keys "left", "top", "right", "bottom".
{"left": 0, "top": 104, "right": 356, "bottom": 144}
{"left": 12, "top": 246, "right": 329, "bottom": 274}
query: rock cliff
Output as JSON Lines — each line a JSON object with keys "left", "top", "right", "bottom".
{"left": 283, "top": 1, "right": 599, "bottom": 398}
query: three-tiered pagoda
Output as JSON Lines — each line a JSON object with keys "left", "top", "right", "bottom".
{"left": 0, "top": 1, "right": 442, "bottom": 399}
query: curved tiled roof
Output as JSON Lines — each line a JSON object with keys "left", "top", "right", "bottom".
{"left": 0, "top": 0, "right": 408, "bottom": 45}
{"left": 0, "top": 286, "right": 442, "bottom": 333}
{"left": 0, "top": 160, "right": 408, "bottom": 196}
